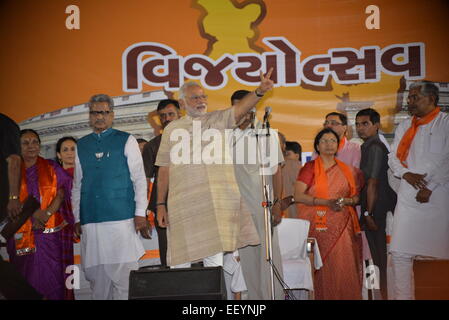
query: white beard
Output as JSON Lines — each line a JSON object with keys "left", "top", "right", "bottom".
{"left": 185, "top": 102, "right": 207, "bottom": 118}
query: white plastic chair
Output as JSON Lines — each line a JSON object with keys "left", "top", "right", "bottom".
{"left": 277, "top": 218, "right": 322, "bottom": 299}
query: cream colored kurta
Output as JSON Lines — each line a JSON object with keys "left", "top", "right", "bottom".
{"left": 155, "top": 107, "right": 260, "bottom": 266}
{"left": 388, "top": 111, "right": 449, "bottom": 259}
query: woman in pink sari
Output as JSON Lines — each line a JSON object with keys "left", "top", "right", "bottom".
{"left": 295, "top": 128, "right": 363, "bottom": 300}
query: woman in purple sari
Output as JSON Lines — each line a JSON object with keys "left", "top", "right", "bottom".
{"left": 7, "top": 129, "right": 72, "bottom": 300}
{"left": 56, "top": 136, "right": 77, "bottom": 300}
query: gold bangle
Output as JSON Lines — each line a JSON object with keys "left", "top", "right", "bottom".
{"left": 9, "top": 195, "right": 19, "bottom": 200}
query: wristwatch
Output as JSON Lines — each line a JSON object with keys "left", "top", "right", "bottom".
{"left": 255, "top": 89, "right": 264, "bottom": 97}
{"left": 363, "top": 211, "right": 373, "bottom": 217}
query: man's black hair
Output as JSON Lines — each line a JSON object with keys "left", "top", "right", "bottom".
{"left": 157, "top": 99, "right": 180, "bottom": 111}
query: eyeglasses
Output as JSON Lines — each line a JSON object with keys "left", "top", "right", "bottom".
{"left": 323, "top": 120, "right": 343, "bottom": 126}
{"left": 187, "top": 95, "right": 208, "bottom": 101}
{"left": 89, "top": 110, "right": 112, "bottom": 116}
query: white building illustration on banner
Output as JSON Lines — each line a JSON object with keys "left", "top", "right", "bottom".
{"left": 19, "top": 90, "right": 168, "bottom": 159}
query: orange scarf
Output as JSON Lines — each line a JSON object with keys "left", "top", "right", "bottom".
{"left": 396, "top": 107, "right": 440, "bottom": 168}
{"left": 313, "top": 156, "right": 360, "bottom": 234}
{"left": 338, "top": 136, "right": 346, "bottom": 152}
{"left": 16, "top": 157, "right": 65, "bottom": 255}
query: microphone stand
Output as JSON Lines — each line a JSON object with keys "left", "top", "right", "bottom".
{"left": 255, "top": 115, "right": 275, "bottom": 300}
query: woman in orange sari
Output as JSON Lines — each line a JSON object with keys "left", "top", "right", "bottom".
{"left": 295, "top": 128, "right": 363, "bottom": 300}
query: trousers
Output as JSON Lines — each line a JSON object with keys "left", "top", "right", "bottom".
{"left": 390, "top": 251, "right": 415, "bottom": 300}
{"left": 171, "top": 252, "right": 224, "bottom": 269}
{"left": 84, "top": 262, "right": 139, "bottom": 300}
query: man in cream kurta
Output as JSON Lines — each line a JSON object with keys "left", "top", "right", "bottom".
{"left": 388, "top": 81, "right": 449, "bottom": 299}
{"left": 156, "top": 70, "right": 274, "bottom": 267}
{"left": 155, "top": 107, "right": 260, "bottom": 266}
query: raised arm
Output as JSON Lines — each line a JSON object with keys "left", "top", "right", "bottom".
{"left": 233, "top": 68, "right": 274, "bottom": 123}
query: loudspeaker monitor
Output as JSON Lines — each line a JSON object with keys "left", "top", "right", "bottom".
{"left": 129, "top": 266, "right": 227, "bottom": 300}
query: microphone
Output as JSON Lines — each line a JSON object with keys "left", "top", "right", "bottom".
{"left": 262, "top": 106, "right": 272, "bottom": 134}
{"left": 250, "top": 111, "right": 255, "bottom": 129}
{"left": 263, "top": 106, "right": 272, "bottom": 124}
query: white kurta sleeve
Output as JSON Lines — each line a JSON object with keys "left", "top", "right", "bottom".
{"left": 388, "top": 120, "right": 409, "bottom": 179}
{"left": 71, "top": 151, "right": 83, "bottom": 223}
{"left": 422, "top": 116, "right": 449, "bottom": 190}
{"left": 124, "top": 135, "right": 148, "bottom": 217}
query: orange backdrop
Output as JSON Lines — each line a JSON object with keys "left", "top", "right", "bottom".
{"left": 1, "top": 0, "right": 448, "bottom": 151}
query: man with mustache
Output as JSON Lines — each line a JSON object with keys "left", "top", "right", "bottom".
{"left": 155, "top": 70, "right": 274, "bottom": 270}
{"left": 72, "top": 94, "right": 149, "bottom": 300}
{"left": 142, "top": 99, "right": 181, "bottom": 267}
{"left": 388, "top": 81, "right": 449, "bottom": 299}
{"left": 322, "top": 112, "right": 361, "bottom": 168}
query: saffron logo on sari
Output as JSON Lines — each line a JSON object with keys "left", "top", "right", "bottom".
{"left": 315, "top": 210, "right": 328, "bottom": 232}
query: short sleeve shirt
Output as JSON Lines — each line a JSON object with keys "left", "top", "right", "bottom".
{"left": 360, "top": 134, "right": 397, "bottom": 215}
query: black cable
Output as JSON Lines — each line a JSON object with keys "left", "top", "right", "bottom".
{"left": 267, "top": 258, "right": 298, "bottom": 300}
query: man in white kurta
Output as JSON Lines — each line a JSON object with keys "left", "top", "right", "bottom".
{"left": 388, "top": 81, "right": 449, "bottom": 299}
{"left": 226, "top": 90, "right": 285, "bottom": 300}
{"left": 234, "top": 119, "right": 285, "bottom": 299}
{"left": 72, "top": 94, "right": 148, "bottom": 300}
